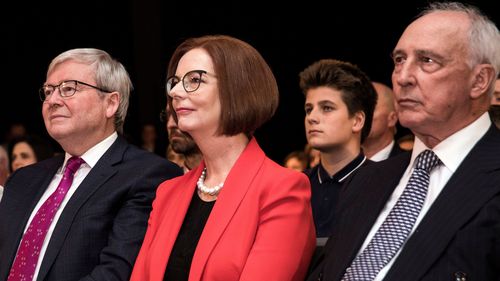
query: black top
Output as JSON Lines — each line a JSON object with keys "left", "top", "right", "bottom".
{"left": 164, "top": 189, "right": 215, "bottom": 281}
{"left": 304, "top": 153, "right": 369, "bottom": 238}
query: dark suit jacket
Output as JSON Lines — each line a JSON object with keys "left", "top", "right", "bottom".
{"left": 308, "top": 125, "right": 500, "bottom": 281}
{"left": 388, "top": 142, "right": 405, "bottom": 158}
{"left": 0, "top": 136, "right": 183, "bottom": 281}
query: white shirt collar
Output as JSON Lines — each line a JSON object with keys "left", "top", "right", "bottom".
{"left": 62, "top": 132, "right": 118, "bottom": 170}
{"left": 411, "top": 112, "right": 491, "bottom": 173}
{"left": 370, "top": 140, "right": 395, "bottom": 162}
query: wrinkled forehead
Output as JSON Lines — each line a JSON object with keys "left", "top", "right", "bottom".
{"left": 397, "top": 11, "right": 470, "bottom": 52}
{"left": 402, "top": 12, "right": 470, "bottom": 41}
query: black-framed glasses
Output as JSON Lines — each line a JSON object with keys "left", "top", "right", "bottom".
{"left": 39, "top": 80, "right": 112, "bottom": 101}
{"left": 165, "top": 70, "right": 208, "bottom": 97}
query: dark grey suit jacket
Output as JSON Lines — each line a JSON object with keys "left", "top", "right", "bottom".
{"left": 0, "top": 136, "right": 183, "bottom": 281}
{"left": 388, "top": 142, "right": 405, "bottom": 158}
{"left": 307, "top": 125, "right": 500, "bottom": 281}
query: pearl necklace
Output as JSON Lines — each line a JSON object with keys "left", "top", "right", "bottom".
{"left": 197, "top": 168, "right": 224, "bottom": 196}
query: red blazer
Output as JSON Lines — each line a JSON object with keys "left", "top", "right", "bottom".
{"left": 131, "top": 138, "right": 316, "bottom": 281}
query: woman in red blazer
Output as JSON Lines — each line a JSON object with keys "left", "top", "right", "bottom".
{"left": 130, "top": 35, "right": 315, "bottom": 281}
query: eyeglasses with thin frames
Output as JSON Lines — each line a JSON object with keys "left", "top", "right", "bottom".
{"left": 166, "top": 70, "right": 210, "bottom": 97}
{"left": 39, "top": 80, "right": 111, "bottom": 102}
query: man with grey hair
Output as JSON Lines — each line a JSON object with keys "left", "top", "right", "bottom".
{"left": 0, "top": 48, "right": 182, "bottom": 281}
{"left": 307, "top": 2, "right": 500, "bottom": 280}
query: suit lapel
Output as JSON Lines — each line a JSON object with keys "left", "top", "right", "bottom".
{"left": 322, "top": 153, "right": 410, "bottom": 281}
{"left": 147, "top": 166, "right": 200, "bottom": 280}
{"left": 189, "top": 138, "right": 265, "bottom": 281}
{"left": 15, "top": 158, "right": 62, "bottom": 231}
{"left": 386, "top": 126, "right": 500, "bottom": 281}
{"left": 37, "top": 137, "right": 126, "bottom": 280}
{"left": 0, "top": 157, "right": 62, "bottom": 280}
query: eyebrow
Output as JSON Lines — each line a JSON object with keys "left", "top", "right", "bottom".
{"left": 415, "top": 49, "right": 447, "bottom": 61}
{"left": 391, "top": 49, "right": 405, "bottom": 58}
{"left": 305, "top": 100, "right": 337, "bottom": 107}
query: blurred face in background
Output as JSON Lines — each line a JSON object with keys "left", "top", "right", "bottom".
{"left": 284, "top": 157, "right": 307, "bottom": 172}
{"left": 141, "top": 124, "right": 157, "bottom": 144}
{"left": 367, "top": 83, "right": 397, "bottom": 141}
{"left": 11, "top": 142, "right": 37, "bottom": 171}
{"left": 492, "top": 79, "right": 500, "bottom": 105}
{"left": 167, "top": 106, "right": 198, "bottom": 155}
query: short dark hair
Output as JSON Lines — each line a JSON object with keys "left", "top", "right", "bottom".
{"left": 166, "top": 35, "right": 279, "bottom": 137}
{"left": 299, "top": 59, "right": 377, "bottom": 143}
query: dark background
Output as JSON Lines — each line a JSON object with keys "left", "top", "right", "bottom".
{"left": 1, "top": 0, "right": 498, "bottom": 163}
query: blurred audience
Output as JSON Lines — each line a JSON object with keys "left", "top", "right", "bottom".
{"left": 0, "top": 146, "right": 8, "bottom": 200}
{"left": 8, "top": 135, "right": 54, "bottom": 172}
{"left": 489, "top": 75, "right": 500, "bottom": 127}
{"left": 396, "top": 133, "right": 415, "bottom": 151}
{"left": 304, "top": 143, "right": 321, "bottom": 168}
{"left": 140, "top": 123, "right": 164, "bottom": 156}
{"left": 283, "top": 150, "right": 308, "bottom": 171}
{"left": 362, "top": 82, "right": 404, "bottom": 161}
{"left": 166, "top": 144, "right": 185, "bottom": 168}
{"left": 164, "top": 106, "right": 202, "bottom": 173}
{"left": 4, "top": 123, "right": 27, "bottom": 145}
{"left": 140, "top": 123, "right": 157, "bottom": 152}
{"left": 492, "top": 76, "right": 500, "bottom": 105}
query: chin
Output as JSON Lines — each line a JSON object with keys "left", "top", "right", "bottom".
{"left": 47, "top": 128, "right": 71, "bottom": 141}
{"left": 177, "top": 122, "right": 195, "bottom": 134}
{"left": 399, "top": 111, "right": 421, "bottom": 125}
{"left": 307, "top": 141, "right": 322, "bottom": 150}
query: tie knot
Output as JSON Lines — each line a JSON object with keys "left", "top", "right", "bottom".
{"left": 65, "top": 156, "right": 85, "bottom": 176}
{"left": 415, "top": 149, "right": 441, "bottom": 172}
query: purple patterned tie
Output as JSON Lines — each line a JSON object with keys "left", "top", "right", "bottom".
{"left": 8, "top": 156, "right": 85, "bottom": 281}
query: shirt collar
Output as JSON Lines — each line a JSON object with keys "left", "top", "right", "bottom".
{"left": 411, "top": 112, "right": 491, "bottom": 173}
{"left": 62, "top": 132, "right": 118, "bottom": 170}
{"left": 370, "top": 140, "right": 395, "bottom": 162}
{"left": 318, "top": 152, "right": 367, "bottom": 184}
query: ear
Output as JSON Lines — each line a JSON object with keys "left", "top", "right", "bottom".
{"left": 352, "top": 111, "right": 365, "bottom": 134}
{"left": 471, "top": 64, "right": 495, "bottom": 99}
{"left": 387, "top": 110, "right": 398, "bottom": 127}
{"left": 105, "top": 92, "right": 120, "bottom": 118}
